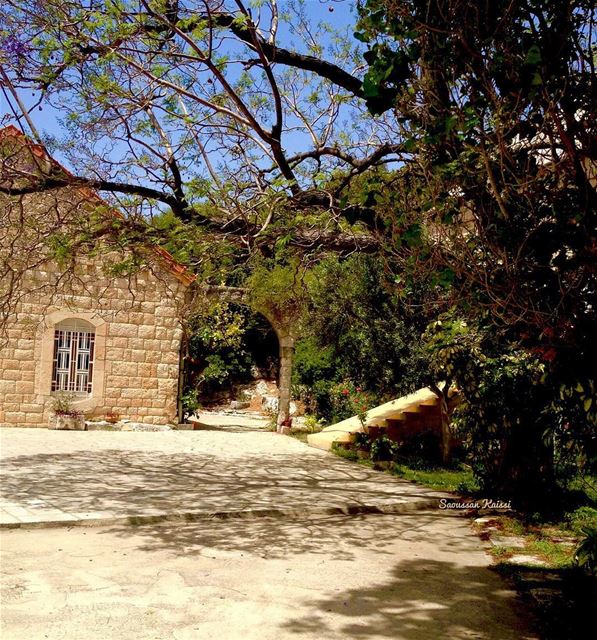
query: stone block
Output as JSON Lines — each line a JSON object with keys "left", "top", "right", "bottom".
{"left": 160, "top": 352, "right": 179, "bottom": 365}
{"left": 109, "top": 323, "right": 138, "bottom": 338}
{"left": 144, "top": 339, "right": 162, "bottom": 352}
{"left": 155, "top": 327, "right": 169, "bottom": 340}
{"left": 131, "top": 350, "right": 146, "bottom": 363}
{"left": 20, "top": 403, "right": 43, "bottom": 413}
{"left": 110, "top": 362, "right": 138, "bottom": 377}
{"left": 105, "top": 348, "right": 124, "bottom": 360}
{"left": 5, "top": 412, "right": 26, "bottom": 423}
{"left": 128, "top": 312, "right": 144, "bottom": 325}
{"left": 156, "top": 364, "right": 172, "bottom": 377}
{"left": 121, "top": 422, "right": 172, "bottom": 432}
{"left": 0, "top": 380, "right": 16, "bottom": 393}
{"left": 140, "top": 301, "right": 157, "bottom": 313}
{"left": 138, "top": 363, "right": 157, "bottom": 377}
{"left": 230, "top": 400, "right": 251, "bottom": 410}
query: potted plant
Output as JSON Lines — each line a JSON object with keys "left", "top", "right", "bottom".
{"left": 105, "top": 411, "right": 121, "bottom": 424}
{"left": 49, "top": 393, "right": 86, "bottom": 430}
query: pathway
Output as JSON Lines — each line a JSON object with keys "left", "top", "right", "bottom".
{"left": 0, "top": 426, "right": 446, "bottom": 527}
{"left": 0, "top": 426, "right": 538, "bottom": 639}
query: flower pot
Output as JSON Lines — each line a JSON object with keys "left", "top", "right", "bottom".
{"left": 49, "top": 414, "right": 86, "bottom": 431}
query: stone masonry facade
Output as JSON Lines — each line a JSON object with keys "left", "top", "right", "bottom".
{"left": 0, "top": 125, "right": 192, "bottom": 428}
{"left": 0, "top": 256, "right": 188, "bottom": 428}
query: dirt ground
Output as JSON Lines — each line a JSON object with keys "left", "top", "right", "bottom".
{"left": 0, "top": 511, "right": 537, "bottom": 640}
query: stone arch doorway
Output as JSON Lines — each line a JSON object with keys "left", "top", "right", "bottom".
{"left": 185, "top": 286, "right": 296, "bottom": 433}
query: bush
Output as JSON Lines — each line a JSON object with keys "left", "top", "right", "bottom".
{"left": 575, "top": 528, "right": 597, "bottom": 574}
{"left": 353, "top": 431, "right": 372, "bottom": 451}
{"left": 181, "top": 388, "right": 200, "bottom": 421}
{"left": 370, "top": 436, "right": 398, "bottom": 462}
{"left": 424, "top": 316, "right": 559, "bottom": 504}
{"left": 393, "top": 430, "right": 442, "bottom": 466}
{"left": 291, "top": 255, "right": 432, "bottom": 422}
{"left": 566, "top": 507, "right": 597, "bottom": 536}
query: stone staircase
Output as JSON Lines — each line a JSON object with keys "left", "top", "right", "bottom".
{"left": 307, "top": 386, "right": 452, "bottom": 451}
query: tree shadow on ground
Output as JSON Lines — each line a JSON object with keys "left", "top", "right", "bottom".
{"left": 103, "top": 510, "right": 476, "bottom": 561}
{"left": 0, "top": 449, "right": 446, "bottom": 524}
{"left": 495, "top": 564, "right": 596, "bottom": 640}
{"left": 0, "top": 444, "right": 538, "bottom": 639}
{"left": 102, "top": 513, "right": 536, "bottom": 639}
{"left": 279, "top": 557, "right": 536, "bottom": 640}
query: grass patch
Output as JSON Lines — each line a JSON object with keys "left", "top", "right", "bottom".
{"left": 475, "top": 509, "right": 597, "bottom": 570}
{"left": 488, "top": 545, "right": 514, "bottom": 560}
{"left": 289, "top": 431, "right": 309, "bottom": 444}
{"left": 525, "top": 538, "right": 574, "bottom": 568}
{"left": 327, "top": 440, "right": 479, "bottom": 493}
{"left": 331, "top": 444, "right": 359, "bottom": 462}
{"left": 391, "top": 463, "right": 479, "bottom": 493}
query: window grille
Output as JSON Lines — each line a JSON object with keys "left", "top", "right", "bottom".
{"left": 51, "top": 324, "right": 95, "bottom": 394}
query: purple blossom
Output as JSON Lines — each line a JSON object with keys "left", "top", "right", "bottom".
{"left": 1, "top": 36, "right": 30, "bottom": 59}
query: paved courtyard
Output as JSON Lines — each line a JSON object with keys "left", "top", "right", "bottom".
{"left": 0, "top": 426, "right": 538, "bottom": 639}
{"left": 0, "top": 426, "right": 447, "bottom": 527}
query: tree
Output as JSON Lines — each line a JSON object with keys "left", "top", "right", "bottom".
{"left": 351, "top": 0, "right": 596, "bottom": 493}
{"left": 1, "top": 1, "right": 595, "bottom": 489}
{"left": 0, "top": 0, "right": 401, "bottom": 256}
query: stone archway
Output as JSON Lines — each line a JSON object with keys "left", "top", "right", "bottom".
{"left": 195, "top": 285, "right": 297, "bottom": 434}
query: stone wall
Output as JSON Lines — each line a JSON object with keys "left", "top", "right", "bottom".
{"left": 0, "top": 130, "right": 193, "bottom": 428}
{"left": 0, "top": 256, "right": 188, "bottom": 428}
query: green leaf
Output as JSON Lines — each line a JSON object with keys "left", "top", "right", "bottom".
{"left": 525, "top": 45, "right": 542, "bottom": 66}
{"left": 362, "top": 74, "right": 380, "bottom": 98}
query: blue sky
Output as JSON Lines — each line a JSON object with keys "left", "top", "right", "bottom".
{"left": 1, "top": 0, "right": 361, "bottom": 156}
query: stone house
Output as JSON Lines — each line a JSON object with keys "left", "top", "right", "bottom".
{"left": 0, "top": 126, "right": 194, "bottom": 428}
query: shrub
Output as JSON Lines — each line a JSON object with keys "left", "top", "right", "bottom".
{"left": 353, "top": 431, "right": 372, "bottom": 451}
{"left": 181, "top": 388, "right": 200, "bottom": 421}
{"left": 575, "top": 528, "right": 597, "bottom": 574}
{"left": 393, "top": 429, "right": 442, "bottom": 466}
{"left": 50, "top": 392, "right": 82, "bottom": 417}
{"left": 566, "top": 507, "right": 597, "bottom": 536}
{"left": 370, "top": 436, "right": 398, "bottom": 462}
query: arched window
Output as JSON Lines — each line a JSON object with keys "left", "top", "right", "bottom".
{"left": 51, "top": 319, "right": 95, "bottom": 394}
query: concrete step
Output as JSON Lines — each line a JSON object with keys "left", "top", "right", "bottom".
{"left": 307, "top": 386, "right": 446, "bottom": 451}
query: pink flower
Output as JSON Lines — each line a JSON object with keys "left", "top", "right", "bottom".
{"left": 342, "top": 389, "right": 349, "bottom": 396}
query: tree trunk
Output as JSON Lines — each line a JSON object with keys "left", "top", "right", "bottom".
{"left": 277, "top": 335, "right": 295, "bottom": 434}
{"left": 430, "top": 380, "right": 452, "bottom": 465}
